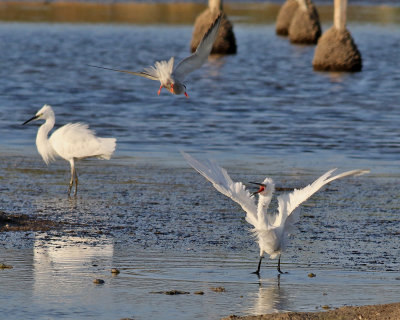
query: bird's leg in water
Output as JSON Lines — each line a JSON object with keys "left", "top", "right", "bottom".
{"left": 252, "top": 256, "right": 263, "bottom": 276}
{"left": 68, "top": 160, "right": 75, "bottom": 196}
{"left": 277, "top": 255, "right": 287, "bottom": 274}
{"left": 158, "top": 85, "right": 162, "bottom": 96}
{"left": 74, "top": 167, "right": 78, "bottom": 196}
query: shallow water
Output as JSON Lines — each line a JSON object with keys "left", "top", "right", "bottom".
{"left": 0, "top": 11, "right": 399, "bottom": 320}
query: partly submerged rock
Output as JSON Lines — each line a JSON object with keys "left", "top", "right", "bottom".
{"left": 276, "top": 0, "right": 299, "bottom": 36}
{"left": 313, "top": 26, "right": 362, "bottom": 72}
{"left": 190, "top": 9, "right": 236, "bottom": 55}
{"left": 288, "top": 0, "right": 321, "bottom": 44}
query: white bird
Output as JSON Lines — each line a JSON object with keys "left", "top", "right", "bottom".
{"left": 23, "top": 105, "right": 116, "bottom": 196}
{"left": 88, "top": 14, "right": 222, "bottom": 98}
{"left": 182, "top": 152, "right": 369, "bottom": 275}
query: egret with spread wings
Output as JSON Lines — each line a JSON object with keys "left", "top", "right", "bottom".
{"left": 89, "top": 14, "right": 222, "bottom": 98}
{"left": 182, "top": 152, "right": 369, "bottom": 276}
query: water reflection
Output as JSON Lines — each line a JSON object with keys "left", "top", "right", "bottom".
{"left": 249, "top": 276, "right": 290, "bottom": 315}
{"left": 32, "top": 234, "right": 114, "bottom": 311}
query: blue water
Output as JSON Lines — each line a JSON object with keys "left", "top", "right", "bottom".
{"left": 0, "top": 19, "right": 399, "bottom": 320}
{"left": 0, "top": 22, "right": 399, "bottom": 168}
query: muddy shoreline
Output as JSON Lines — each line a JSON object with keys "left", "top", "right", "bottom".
{"left": 1, "top": 211, "right": 399, "bottom": 320}
{"left": 222, "top": 302, "right": 400, "bottom": 319}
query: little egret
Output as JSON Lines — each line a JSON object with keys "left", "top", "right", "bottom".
{"left": 88, "top": 14, "right": 222, "bottom": 98}
{"left": 182, "top": 152, "right": 369, "bottom": 276}
{"left": 23, "top": 105, "right": 116, "bottom": 196}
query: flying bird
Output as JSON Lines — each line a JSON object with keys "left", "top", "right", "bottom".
{"left": 23, "top": 105, "right": 116, "bottom": 196}
{"left": 182, "top": 152, "right": 369, "bottom": 276}
{"left": 88, "top": 14, "right": 222, "bottom": 98}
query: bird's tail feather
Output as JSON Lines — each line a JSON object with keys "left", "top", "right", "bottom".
{"left": 97, "top": 138, "right": 116, "bottom": 160}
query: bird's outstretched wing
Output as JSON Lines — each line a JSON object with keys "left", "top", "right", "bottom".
{"left": 276, "top": 169, "right": 370, "bottom": 227}
{"left": 182, "top": 152, "right": 258, "bottom": 226}
{"left": 87, "top": 64, "right": 159, "bottom": 81}
{"left": 173, "top": 14, "right": 222, "bottom": 82}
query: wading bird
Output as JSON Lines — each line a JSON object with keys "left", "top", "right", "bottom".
{"left": 23, "top": 105, "right": 116, "bottom": 196}
{"left": 182, "top": 152, "right": 368, "bottom": 276}
{"left": 88, "top": 14, "right": 222, "bottom": 98}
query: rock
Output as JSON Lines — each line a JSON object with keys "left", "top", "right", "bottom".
{"left": 210, "top": 286, "right": 226, "bottom": 292}
{"left": 313, "top": 26, "right": 362, "bottom": 72}
{"left": 111, "top": 268, "right": 120, "bottom": 275}
{"left": 151, "top": 290, "right": 190, "bottom": 295}
{"left": 93, "top": 279, "right": 105, "bottom": 284}
{"left": 289, "top": 0, "right": 321, "bottom": 44}
{"left": 0, "top": 263, "right": 13, "bottom": 269}
{"left": 308, "top": 273, "right": 316, "bottom": 277}
{"left": 276, "top": 0, "right": 299, "bottom": 36}
{"left": 194, "top": 291, "right": 205, "bottom": 295}
{"left": 190, "top": 9, "right": 236, "bottom": 55}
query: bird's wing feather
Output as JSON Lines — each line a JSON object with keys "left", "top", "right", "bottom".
{"left": 276, "top": 169, "right": 369, "bottom": 227}
{"left": 182, "top": 152, "right": 258, "bottom": 226}
{"left": 88, "top": 64, "right": 159, "bottom": 81}
{"left": 50, "top": 123, "right": 114, "bottom": 160}
{"left": 172, "top": 14, "right": 222, "bottom": 81}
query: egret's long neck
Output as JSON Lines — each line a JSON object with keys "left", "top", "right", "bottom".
{"left": 257, "top": 192, "right": 273, "bottom": 226}
{"left": 36, "top": 117, "right": 55, "bottom": 165}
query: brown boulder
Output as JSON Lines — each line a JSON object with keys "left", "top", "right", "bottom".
{"left": 288, "top": 0, "right": 321, "bottom": 44}
{"left": 276, "top": 0, "right": 299, "bottom": 36}
{"left": 190, "top": 9, "right": 237, "bottom": 55}
{"left": 312, "top": 26, "right": 362, "bottom": 72}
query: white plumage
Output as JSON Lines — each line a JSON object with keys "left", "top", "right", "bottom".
{"left": 23, "top": 105, "right": 116, "bottom": 196}
{"left": 182, "top": 152, "right": 369, "bottom": 275}
{"left": 88, "top": 14, "right": 222, "bottom": 97}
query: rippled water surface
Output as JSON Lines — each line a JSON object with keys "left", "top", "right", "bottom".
{"left": 0, "top": 14, "right": 399, "bottom": 320}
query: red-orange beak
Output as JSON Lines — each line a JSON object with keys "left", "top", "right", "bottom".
{"left": 158, "top": 85, "right": 162, "bottom": 96}
{"left": 184, "top": 92, "right": 189, "bottom": 98}
{"left": 249, "top": 182, "right": 266, "bottom": 197}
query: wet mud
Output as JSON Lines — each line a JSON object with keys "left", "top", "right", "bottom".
{"left": 0, "top": 211, "right": 66, "bottom": 232}
{"left": 222, "top": 301, "right": 400, "bottom": 320}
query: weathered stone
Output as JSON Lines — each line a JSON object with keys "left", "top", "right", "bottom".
{"left": 312, "top": 26, "right": 362, "bottom": 72}
{"left": 190, "top": 9, "right": 236, "bottom": 55}
{"left": 276, "top": 0, "right": 299, "bottom": 36}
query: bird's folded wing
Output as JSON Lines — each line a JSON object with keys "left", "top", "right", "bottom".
{"left": 182, "top": 152, "right": 258, "bottom": 226}
{"left": 276, "top": 169, "right": 369, "bottom": 227}
{"left": 50, "top": 123, "right": 107, "bottom": 159}
{"left": 88, "top": 64, "right": 159, "bottom": 81}
{"left": 173, "top": 14, "right": 222, "bottom": 81}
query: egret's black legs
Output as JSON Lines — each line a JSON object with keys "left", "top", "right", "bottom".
{"left": 252, "top": 256, "right": 263, "bottom": 276}
{"left": 277, "top": 255, "right": 287, "bottom": 274}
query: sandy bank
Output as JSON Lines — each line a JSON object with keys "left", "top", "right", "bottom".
{"left": 222, "top": 301, "right": 400, "bottom": 320}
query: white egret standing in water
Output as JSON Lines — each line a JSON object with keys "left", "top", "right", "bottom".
{"left": 88, "top": 14, "right": 222, "bottom": 98}
{"left": 23, "top": 105, "right": 116, "bottom": 196}
{"left": 182, "top": 152, "right": 369, "bottom": 276}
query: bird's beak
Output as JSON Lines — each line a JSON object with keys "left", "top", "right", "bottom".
{"left": 169, "top": 83, "right": 174, "bottom": 94}
{"left": 249, "top": 182, "right": 266, "bottom": 197}
{"left": 22, "top": 115, "right": 39, "bottom": 125}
